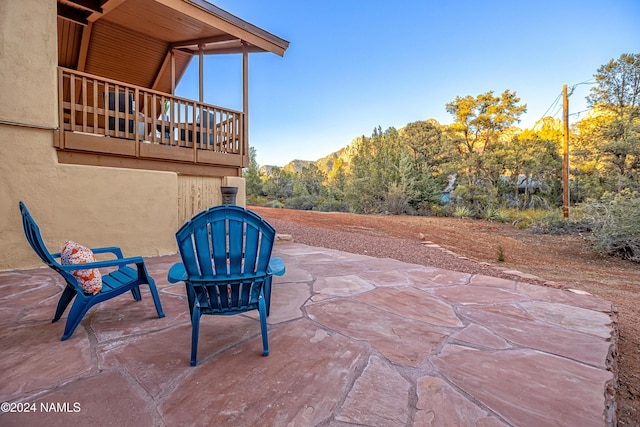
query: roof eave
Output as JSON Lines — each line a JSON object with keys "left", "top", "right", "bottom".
{"left": 182, "top": 0, "right": 289, "bottom": 56}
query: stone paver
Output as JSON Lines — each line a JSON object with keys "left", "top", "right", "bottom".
{"left": 335, "top": 355, "right": 411, "bottom": 426}
{"left": 415, "top": 376, "right": 508, "bottom": 426}
{"left": 434, "top": 345, "right": 614, "bottom": 427}
{"left": 0, "top": 242, "right": 617, "bottom": 426}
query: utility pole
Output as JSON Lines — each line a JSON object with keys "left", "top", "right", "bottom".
{"left": 562, "top": 84, "right": 570, "bottom": 218}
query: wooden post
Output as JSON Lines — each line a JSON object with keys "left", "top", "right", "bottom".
{"left": 563, "top": 84, "right": 570, "bottom": 218}
{"left": 198, "top": 44, "right": 204, "bottom": 103}
{"left": 242, "top": 41, "right": 249, "bottom": 165}
{"left": 170, "top": 49, "right": 176, "bottom": 139}
{"left": 170, "top": 49, "right": 175, "bottom": 95}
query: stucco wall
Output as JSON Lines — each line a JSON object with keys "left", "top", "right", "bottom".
{"left": 0, "top": 0, "right": 178, "bottom": 270}
{"left": 0, "top": 127, "right": 180, "bottom": 270}
{"left": 0, "top": 0, "right": 58, "bottom": 127}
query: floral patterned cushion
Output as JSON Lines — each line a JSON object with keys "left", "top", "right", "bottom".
{"left": 60, "top": 240, "right": 102, "bottom": 294}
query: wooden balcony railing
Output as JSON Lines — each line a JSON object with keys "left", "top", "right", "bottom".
{"left": 56, "top": 67, "right": 247, "bottom": 171}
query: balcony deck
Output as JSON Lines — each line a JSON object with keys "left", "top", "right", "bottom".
{"left": 56, "top": 68, "right": 247, "bottom": 176}
{"left": 0, "top": 242, "right": 616, "bottom": 426}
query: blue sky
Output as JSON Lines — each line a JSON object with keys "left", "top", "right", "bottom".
{"left": 176, "top": 0, "right": 640, "bottom": 167}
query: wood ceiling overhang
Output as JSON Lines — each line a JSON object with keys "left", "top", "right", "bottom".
{"left": 57, "top": 0, "right": 289, "bottom": 92}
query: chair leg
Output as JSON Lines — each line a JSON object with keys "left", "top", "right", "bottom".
{"left": 138, "top": 265, "right": 164, "bottom": 317}
{"left": 146, "top": 278, "right": 165, "bottom": 318}
{"left": 264, "top": 276, "right": 273, "bottom": 317}
{"left": 190, "top": 303, "right": 201, "bottom": 366}
{"left": 258, "top": 295, "right": 269, "bottom": 356}
{"left": 52, "top": 284, "right": 76, "bottom": 323}
{"left": 130, "top": 286, "right": 141, "bottom": 301}
{"left": 61, "top": 296, "right": 93, "bottom": 340}
{"left": 185, "top": 284, "right": 196, "bottom": 318}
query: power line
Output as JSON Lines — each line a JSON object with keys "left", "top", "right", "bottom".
{"left": 571, "top": 78, "right": 597, "bottom": 87}
{"left": 569, "top": 108, "right": 592, "bottom": 121}
{"left": 536, "top": 79, "right": 597, "bottom": 125}
{"left": 550, "top": 101, "right": 564, "bottom": 120}
{"left": 569, "top": 108, "right": 591, "bottom": 116}
{"left": 540, "top": 92, "right": 563, "bottom": 120}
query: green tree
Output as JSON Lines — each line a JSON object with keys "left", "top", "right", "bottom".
{"left": 394, "top": 121, "right": 448, "bottom": 212}
{"left": 298, "top": 163, "right": 326, "bottom": 196}
{"left": 346, "top": 134, "right": 382, "bottom": 213}
{"left": 287, "top": 163, "right": 328, "bottom": 210}
{"left": 572, "top": 109, "right": 611, "bottom": 199}
{"left": 446, "top": 90, "right": 527, "bottom": 155}
{"left": 320, "top": 165, "right": 349, "bottom": 212}
{"left": 262, "top": 166, "right": 294, "bottom": 200}
{"left": 243, "top": 146, "right": 264, "bottom": 198}
{"left": 445, "top": 90, "right": 527, "bottom": 213}
{"left": 345, "top": 128, "right": 409, "bottom": 213}
{"left": 496, "top": 119, "right": 563, "bottom": 209}
{"left": 400, "top": 119, "right": 448, "bottom": 174}
{"left": 586, "top": 53, "right": 640, "bottom": 192}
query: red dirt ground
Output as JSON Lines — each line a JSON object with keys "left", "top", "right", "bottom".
{"left": 251, "top": 206, "right": 640, "bottom": 426}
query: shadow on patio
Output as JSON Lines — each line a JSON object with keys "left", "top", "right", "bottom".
{"left": 0, "top": 242, "right": 617, "bottom": 426}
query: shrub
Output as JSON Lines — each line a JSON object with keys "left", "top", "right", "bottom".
{"left": 482, "top": 207, "right": 511, "bottom": 222}
{"left": 286, "top": 195, "right": 317, "bottom": 210}
{"left": 518, "top": 209, "right": 562, "bottom": 231}
{"left": 315, "top": 198, "right": 349, "bottom": 212}
{"left": 247, "top": 195, "right": 268, "bottom": 206}
{"left": 453, "top": 205, "right": 471, "bottom": 218}
{"left": 581, "top": 190, "right": 640, "bottom": 262}
{"left": 265, "top": 199, "right": 284, "bottom": 209}
{"left": 493, "top": 208, "right": 511, "bottom": 223}
{"left": 384, "top": 182, "right": 410, "bottom": 215}
{"left": 527, "top": 209, "right": 591, "bottom": 234}
{"left": 429, "top": 204, "right": 452, "bottom": 217}
{"left": 482, "top": 207, "right": 498, "bottom": 221}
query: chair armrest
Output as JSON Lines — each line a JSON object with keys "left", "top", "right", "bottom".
{"left": 267, "top": 257, "right": 286, "bottom": 276}
{"left": 90, "top": 246, "right": 125, "bottom": 259}
{"left": 167, "top": 259, "right": 282, "bottom": 284}
{"left": 51, "top": 246, "right": 125, "bottom": 260}
{"left": 168, "top": 263, "right": 188, "bottom": 283}
{"left": 58, "top": 255, "right": 145, "bottom": 272}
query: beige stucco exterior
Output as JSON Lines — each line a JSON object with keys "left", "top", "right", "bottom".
{"left": 0, "top": 0, "right": 245, "bottom": 270}
{"left": 0, "top": 0, "right": 58, "bottom": 127}
{"left": 0, "top": 127, "right": 180, "bottom": 269}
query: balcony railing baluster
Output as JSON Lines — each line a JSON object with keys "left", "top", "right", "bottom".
{"left": 57, "top": 67, "right": 245, "bottom": 167}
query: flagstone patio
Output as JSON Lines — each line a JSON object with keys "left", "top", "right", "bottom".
{"left": 0, "top": 242, "right": 617, "bottom": 426}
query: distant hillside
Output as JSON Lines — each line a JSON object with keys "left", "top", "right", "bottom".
{"left": 258, "top": 159, "right": 314, "bottom": 175}
{"left": 283, "top": 159, "right": 314, "bottom": 173}
{"left": 314, "top": 137, "right": 361, "bottom": 178}
{"left": 260, "top": 136, "right": 363, "bottom": 179}
{"left": 258, "top": 165, "right": 274, "bottom": 175}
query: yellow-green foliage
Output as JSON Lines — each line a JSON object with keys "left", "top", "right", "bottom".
{"left": 506, "top": 208, "right": 562, "bottom": 229}
{"left": 453, "top": 205, "right": 471, "bottom": 218}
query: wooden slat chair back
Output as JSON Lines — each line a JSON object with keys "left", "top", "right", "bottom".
{"left": 168, "top": 205, "right": 285, "bottom": 366}
{"left": 105, "top": 91, "right": 135, "bottom": 133}
{"left": 19, "top": 202, "right": 165, "bottom": 340}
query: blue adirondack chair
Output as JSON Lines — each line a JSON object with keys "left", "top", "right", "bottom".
{"left": 19, "top": 201, "right": 165, "bottom": 340}
{"left": 168, "top": 205, "right": 286, "bottom": 366}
